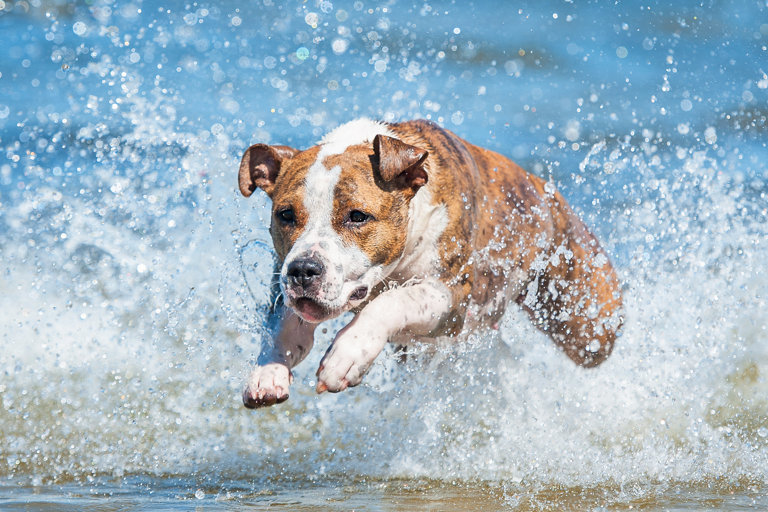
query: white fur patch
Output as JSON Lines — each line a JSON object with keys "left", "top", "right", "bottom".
{"left": 302, "top": 159, "right": 341, "bottom": 238}
{"left": 390, "top": 187, "right": 449, "bottom": 279}
{"left": 284, "top": 159, "right": 353, "bottom": 305}
{"left": 318, "top": 118, "right": 395, "bottom": 156}
{"left": 281, "top": 145, "right": 374, "bottom": 311}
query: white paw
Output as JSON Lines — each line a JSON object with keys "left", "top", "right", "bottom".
{"left": 315, "top": 329, "right": 385, "bottom": 393}
{"left": 242, "top": 363, "right": 293, "bottom": 408}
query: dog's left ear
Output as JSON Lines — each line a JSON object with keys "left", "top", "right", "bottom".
{"left": 373, "top": 134, "right": 428, "bottom": 190}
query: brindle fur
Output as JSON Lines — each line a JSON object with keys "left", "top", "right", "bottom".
{"left": 388, "top": 120, "right": 622, "bottom": 364}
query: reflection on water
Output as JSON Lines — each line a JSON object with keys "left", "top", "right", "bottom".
{"left": 0, "top": 0, "right": 767, "bottom": 508}
{"left": 1, "top": 477, "right": 767, "bottom": 510}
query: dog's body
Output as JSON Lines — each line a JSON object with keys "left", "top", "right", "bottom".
{"left": 238, "top": 119, "right": 623, "bottom": 407}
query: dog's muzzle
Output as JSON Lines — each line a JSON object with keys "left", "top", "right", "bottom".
{"left": 282, "top": 256, "right": 371, "bottom": 323}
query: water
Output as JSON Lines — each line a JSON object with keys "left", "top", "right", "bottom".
{"left": 1, "top": 0, "right": 767, "bottom": 509}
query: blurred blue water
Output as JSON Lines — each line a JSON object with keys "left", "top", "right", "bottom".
{"left": 2, "top": 1, "right": 766, "bottom": 246}
{"left": 3, "top": 1, "right": 766, "bottom": 160}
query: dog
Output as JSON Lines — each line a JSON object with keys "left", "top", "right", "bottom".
{"left": 238, "top": 118, "right": 623, "bottom": 408}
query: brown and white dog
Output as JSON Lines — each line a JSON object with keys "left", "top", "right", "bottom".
{"left": 238, "top": 118, "right": 623, "bottom": 408}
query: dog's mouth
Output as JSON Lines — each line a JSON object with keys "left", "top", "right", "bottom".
{"left": 290, "top": 286, "right": 369, "bottom": 323}
{"left": 293, "top": 298, "right": 332, "bottom": 323}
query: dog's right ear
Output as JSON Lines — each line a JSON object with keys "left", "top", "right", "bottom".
{"left": 238, "top": 144, "right": 298, "bottom": 198}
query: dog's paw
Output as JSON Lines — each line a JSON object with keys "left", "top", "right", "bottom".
{"left": 315, "top": 330, "right": 386, "bottom": 393}
{"left": 242, "top": 363, "right": 293, "bottom": 409}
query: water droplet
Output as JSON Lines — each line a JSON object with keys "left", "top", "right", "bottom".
{"left": 305, "top": 12, "right": 319, "bottom": 27}
{"left": 704, "top": 126, "right": 717, "bottom": 144}
{"left": 565, "top": 120, "right": 581, "bottom": 141}
{"left": 194, "top": 489, "right": 205, "bottom": 499}
{"left": 566, "top": 43, "right": 581, "bottom": 55}
{"left": 331, "top": 38, "right": 348, "bottom": 54}
{"left": 642, "top": 37, "right": 655, "bottom": 50}
{"left": 73, "top": 21, "right": 87, "bottom": 36}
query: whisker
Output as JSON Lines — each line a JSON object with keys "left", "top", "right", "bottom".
{"left": 272, "top": 291, "right": 284, "bottom": 311}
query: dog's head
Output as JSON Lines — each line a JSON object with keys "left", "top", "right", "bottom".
{"left": 238, "top": 120, "right": 428, "bottom": 323}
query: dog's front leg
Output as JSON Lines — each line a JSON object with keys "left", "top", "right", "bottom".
{"left": 243, "top": 310, "right": 316, "bottom": 408}
{"left": 316, "top": 280, "right": 452, "bottom": 393}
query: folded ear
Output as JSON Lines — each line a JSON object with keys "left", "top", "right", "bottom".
{"left": 238, "top": 144, "right": 298, "bottom": 198}
{"left": 373, "top": 134, "right": 428, "bottom": 190}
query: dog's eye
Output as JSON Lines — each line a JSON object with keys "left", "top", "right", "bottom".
{"left": 348, "top": 210, "right": 370, "bottom": 224}
{"left": 276, "top": 208, "right": 296, "bottom": 224}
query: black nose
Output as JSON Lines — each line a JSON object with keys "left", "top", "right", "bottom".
{"left": 286, "top": 258, "right": 324, "bottom": 288}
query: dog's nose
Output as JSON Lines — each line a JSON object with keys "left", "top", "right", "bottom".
{"left": 286, "top": 258, "right": 324, "bottom": 288}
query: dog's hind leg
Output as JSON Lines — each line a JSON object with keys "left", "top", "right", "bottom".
{"left": 517, "top": 198, "right": 623, "bottom": 367}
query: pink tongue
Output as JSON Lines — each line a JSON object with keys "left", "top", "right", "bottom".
{"left": 295, "top": 298, "right": 327, "bottom": 323}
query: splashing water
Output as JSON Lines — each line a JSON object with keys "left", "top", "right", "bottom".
{"left": 1, "top": 0, "right": 767, "bottom": 508}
